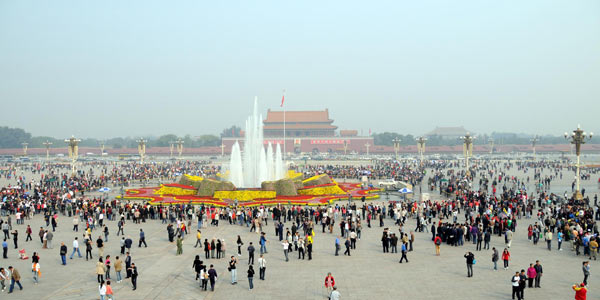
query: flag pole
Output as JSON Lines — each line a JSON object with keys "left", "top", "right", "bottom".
{"left": 282, "top": 89, "right": 286, "bottom": 160}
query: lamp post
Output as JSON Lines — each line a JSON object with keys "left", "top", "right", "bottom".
{"left": 65, "top": 136, "right": 81, "bottom": 176}
{"left": 460, "top": 133, "right": 474, "bottom": 177}
{"left": 220, "top": 143, "right": 226, "bottom": 157}
{"left": 364, "top": 143, "right": 371, "bottom": 156}
{"left": 169, "top": 141, "right": 175, "bottom": 157}
{"left": 137, "top": 138, "right": 147, "bottom": 163}
{"left": 530, "top": 135, "right": 539, "bottom": 160}
{"left": 392, "top": 138, "right": 401, "bottom": 161}
{"left": 564, "top": 125, "right": 593, "bottom": 200}
{"left": 100, "top": 141, "right": 105, "bottom": 155}
{"left": 176, "top": 138, "right": 185, "bottom": 157}
{"left": 416, "top": 136, "right": 427, "bottom": 162}
{"left": 488, "top": 138, "right": 494, "bottom": 155}
{"left": 21, "top": 142, "right": 28, "bottom": 156}
{"left": 42, "top": 141, "right": 52, "bottom": 160}
{"left": 343, "top": 140, "right": 348, "bottom": 155}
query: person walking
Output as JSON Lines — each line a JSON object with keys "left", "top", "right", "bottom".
{"left": 247, "top": 265, "right": 255, "bottom": 290}
{"left": 512, "top": 272, "right": 522, "bottom": 300}
{"left": 229, "top": 256, "right": 237, "bottom": 284}
{"left": 399, "top": 242, "right": 408, "bottom": 263}
{"left": 0, "top": 267, "right": 8, "bottom": 291}
{"left": 343, "top": 238, "right": 351, "bottom": 256}
{"left": 582, "top": 261, "right": 590, "bottom": 286}
{"left": 200, "top": 266, "right": 208, "bottom": 291}
{"left": 502, "top": 248, "right": 511, "bottom": 270}
{"left": 2, "top": 239, "right": 7, "bottom": 258}
{"left": 572, "top": 282, "right": 587, "bottom": 300}
{"left": 8, "top": 266, "right": 22, "bottom": 293}
{"left": 464, "top": 251, "right": 475, "bottom": 277}
{"left": 70, "top": 237, "right": 82, "bottom": 259}
{"left": 236, "top": 235, "right": 243, "bottom": 256}
{"left": 247, "top": 242, "right": 255, "bottom": 265}
{"left": 534, "top": 260, "right": 543, "bottom": 288}
{"left": 545, "top": 230, "right": 553, "bottom": 251}
{"left": 86, "top": 240, "right": 93, "bottom": 261}
{"left": 105, "top": 255, "right": 112, "bottom": 280}
{"left": 193, "top": 255, "right": 202, "bottom": 280}
{"left": 208, "top": 264, "right": 217, "bottom": 291}
{"left": 32, "top": 261, "right": 40, "bottom": 284}
{"left": 125, "top": 252, "right": 132, "bottom": 279}
{"left": 492, "top": 247, "right": 499, "bottom": 270}
{"left": 258, "top": 254, "right": 266, "bottom": 280}
{"left": 195, "top": 230, "right": 203, "bottom": 248}
{"left": 324, "top": 273, "right": 335, "bottom": 297}
{"left": 335, "top": 236, "right": 340, "bottom": 256}
{"left": 138, "top": 229, "right": 147, "bottom": 248}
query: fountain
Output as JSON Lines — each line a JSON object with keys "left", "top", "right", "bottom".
{"left": 229, "top": 97, "right": 287, "bottom": 188}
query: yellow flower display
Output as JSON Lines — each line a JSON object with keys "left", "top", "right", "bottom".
{"left": 298, "top": 185, "right": 345, "bottom": 196}
{"left": 156, "top": 185, "right": 197, "bottom": 196}
{"left": 287, "top": 170, "right": 303, "bottom": 180}
{"left": 183, "top": 174, "right": 204, "bottom": 182}
{"left": 213, "top": 190, "right": 276, "bottom": 201}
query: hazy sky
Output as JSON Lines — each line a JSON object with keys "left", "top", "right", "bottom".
{"left": 1, "top": 1, "right": 599, "bottom": 139}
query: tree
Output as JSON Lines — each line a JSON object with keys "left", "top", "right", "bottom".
{"left": 0, "top": 126, "right": 31, "bottom": 148}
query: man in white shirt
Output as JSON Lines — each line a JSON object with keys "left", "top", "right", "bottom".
{"left": 258, "top": 255, "right": 266, "bottom": 280}
{"left": 330, "top": 286, "right": 341, "bottom": 300}
{"left": 70, "top": 237, "right": 82, "bottom": 259}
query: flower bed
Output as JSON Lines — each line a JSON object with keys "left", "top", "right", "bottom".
{"left": 156, "top": 184, "right": 197, "bottom": 196}
{"left": 213, "top": 190, "right": 276, "bottom": 201}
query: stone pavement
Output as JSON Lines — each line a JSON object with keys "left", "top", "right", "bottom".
{"left": 1, "top": 163, "right": 599, "bottom": 300}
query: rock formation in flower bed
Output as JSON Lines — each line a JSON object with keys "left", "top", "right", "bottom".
{"left": 302, "top": 174, "right": 332, "bottom": 187}
{"left": 196, "top": 179, "right": 235, "bottom": 196}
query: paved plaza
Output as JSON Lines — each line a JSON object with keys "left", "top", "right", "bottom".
{"left": 1, "top": 162, "right": 599, "bottom": 300}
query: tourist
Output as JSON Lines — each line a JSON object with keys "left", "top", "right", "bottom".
{"left": 502, "top": 248, "right": 511, "bottom": 270}
{"left": 492, "top": 247, "right": 499, "bottom": 270}
{"left": 229, "top": 256, "right": 237, "bottom": 284}
{"left": 399, "top": 242, "right": 408, "bottom": 263}
{"left": 114, "top": 256, "right": 123, "bottom": 283}
{"left": 176, "top": 235, "right": 183, "bottom": 255}
{"left": 200, "top": 265, "right": 208, "bottom": 291}
{"left": 195, "top": 230, "right": 202, "bottom": 248}
{"left": 282, "top": 239, "right": 290, "bottom": 261}
{"left": 2, "top": 239, "right": 8, "bottom": 258}
{"left": 0, "top": 267, "right": 8, "bottom": 291}
{"left": 511, "top": 272, "right": 521, "bottom": 300}
{"left": 125, "top": 252, "right": 132, "bottom": 279}
{"left": 192, "top": 255, "right": 203, "bottom": 280}
{"left": 208, "top": 264, "right": 217, "bottom": 291}
{"left": 464, "top": 251, "right": 475, "bottom": 277}
{"left": 99, "top": 280, "right": 107, "bottom": 300}
{"left": 582, "top": 261, "right": 590, "bottom": 285}
{"left": 247, "top": 265, "right": 255, "bottom": 290}
{"left": 335, "top": 236, "right": 340, "bottom": 256}
{"left": 572, "top": 282, "right": 587, "bottom": 300}
{"left": 204, "top": 239, "right": 210, "bottom": 259}
{"left": 60, "top": 242, "right": 67, "bottom": 265}
{"left": 518, "top": 269, "right": 526, "bottom": 299}
{"left": 86, "top": 240, "right": 93, "bottom": 261}
{"left": 128, "top": 262, "right": 138, "bottom": 290}
{"left": 139, "top": 228, "right": 147, "bottom": 247}
{"left": 70, "top": 237, "right": 82, "bottom": 259}
{"left": 324, "top": 273, "right": 335, "bottom": 296}
{"left": 105, "top": 255, "right": 112, "bottom": 280}
{"left": 106, "top": 280, "right": 114, "bottom": 300}
{"left": 32, "top": 260, "right": 40, "bottom": 284}
{"left": 8, "top": 266, "right": 22, "bottom": 293}
{"left": 330, "top": 286, "right": 341, "bottom": 300}
{"left": 534, "top": 260, "right": 543, "bottom": 288}
{"left": 258, "top": 254, "right": 266, "bottom": 280}
{"left": 527, "top": 263, "right": 537, "bottom": 288}
{"left": 343, "top": 237, "right": 351, "bottom": 256}
{"left": 247, "top": 242, "right": 255, "bottom": 264}
{"left": 434, "top": 235, "right": 442, "bottom": 256}
{"left": 236, "top": 235, "right": 243, "bottom": 256}
{"left": 260, "top": 232, "right": 268, "bottom": 254}
{"left": 97, "top": 257, "right": 106, "bottom": 283}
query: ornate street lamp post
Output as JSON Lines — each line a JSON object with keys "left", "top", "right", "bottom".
{"left": 137, "top": 138, "right": 147, "bottom": 163}
{"left": 416, "top": 136, "right": 427, "bottom": 162}
{"left": 100, "top": 141, "right": 105, "bottom": 155}
{"left": 21, "top": 142, "right": 28, "bottom": 156}
{"left": 343, "top": 140, "right": 348, "bottom": 155}
{"left": 460, "top": 133, "right": 474, "bottom": 177}
{"left": 176, "top": 138, "right": 185, "bottom": 158}
{"left": 65, "top": 136, "right": 81, "bottom": 176}
{"left": 169, "top": 141, "right": 175, "bottom": 157}
{"left": 488, "top": 138, "right": 494, "bottom": 154}
{"left": 364, "top": 143, "right": 371, "bottom": 156}
{"left": 42, "top": 141, "right": 52, "bottom": 160}
{"left": 220, "top": 143, "right": 226, "bottom": 157}
{"left": 564, "top": 125, "right": 593, "bottom": 200}
{"left": 392, "top": 138, "right": 401, "bottom": 161}
{"left": 530, "top": 135, "right": 539, "bottom": 160}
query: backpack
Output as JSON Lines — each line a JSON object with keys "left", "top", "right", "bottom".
{"left": 435, "top": 239, "right": 441, "bottom": 246}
